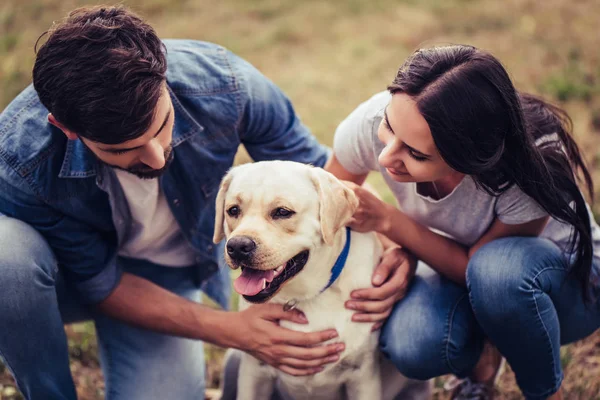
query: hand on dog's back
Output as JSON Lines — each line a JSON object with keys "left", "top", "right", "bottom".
{"left": 230, "top": 303, "right": 345, "bottom": 376}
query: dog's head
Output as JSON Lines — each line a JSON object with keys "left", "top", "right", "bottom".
{"left": 213, "top": 161, "right": 358, "bottom": 303}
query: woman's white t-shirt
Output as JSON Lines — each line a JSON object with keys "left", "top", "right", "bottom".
{"left": 333, "top": 91, "right": 600, "bottom": 268}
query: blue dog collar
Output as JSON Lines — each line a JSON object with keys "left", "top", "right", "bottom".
{"left": 321, "top": 227, "right": 351, "bottom": 292}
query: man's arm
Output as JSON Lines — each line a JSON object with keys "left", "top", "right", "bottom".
{"left": 97, "top": 273, "right": 344, "bottom": 376}
{"left": 230, "top": 51, "right": 331, "bottom": 167}
{"left": 97, "top": 272, "right": 230, "bottom": 342}
{"left": 0, "top": 174, "right": 121, "bottom": 304}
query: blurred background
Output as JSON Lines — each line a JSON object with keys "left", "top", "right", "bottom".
{"left": 1, "top": 0, "right": 599, "bottom": 399}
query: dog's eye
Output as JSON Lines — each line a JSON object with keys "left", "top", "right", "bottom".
{"left": 272, "top": 207, "right": 295, "bottom": 219}
{"left": 227, "top": 206, "right": 240, "bottom": 217}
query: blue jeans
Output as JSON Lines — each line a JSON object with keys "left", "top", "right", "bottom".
{"left": 0, "top": 216, "right": 206, "bottom": 400}
{"left": 380, "top": 237, "right": 600, "bottom": 400}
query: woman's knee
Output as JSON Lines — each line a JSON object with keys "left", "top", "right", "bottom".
{"left": 0, "top": 216, "right": 57, "bottom": 284}
{"left": 467, "top": 237, "right": 566, "bottom": 318}
{"left": 379, "top": 276, "right": 481, "bottom": 379}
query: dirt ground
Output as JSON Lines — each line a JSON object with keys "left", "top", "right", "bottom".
{"left": 1, "top": 328, "right": 599, "bottom": 399}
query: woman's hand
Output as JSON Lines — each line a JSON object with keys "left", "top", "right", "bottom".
{"left": 343, "top": 181, "right": 391, "bottom": 234}
{"left": 345, "top": 247, "right": 417, "bottom": 331}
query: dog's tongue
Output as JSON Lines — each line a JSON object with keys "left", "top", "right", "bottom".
{"left": 234, "top": 268, "right": 276, "bottom": 296}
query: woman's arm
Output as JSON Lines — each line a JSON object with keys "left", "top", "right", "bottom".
{"left": 348, "top": 182, "right": 549, "bottom": 286}
{"left": 324, "top": 155, "right": 368, "bottom": 185}
{"left": 325, "top": 155, "right": 416, "bottom": 329}
{"left": 325, "top": 155, "right": 399, "bottom": 251}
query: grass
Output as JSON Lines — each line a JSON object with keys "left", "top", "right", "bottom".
{"left": 1, "top": 0, "right": 600, "bottom": 399}
{"left": 540, "top": 49, "right": 599, "bottom": 102}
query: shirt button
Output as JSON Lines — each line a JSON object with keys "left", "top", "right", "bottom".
{"left": 207, "top": 244, "right": 213, "bottom": 251}
{"left": 173, "top": 199, "right": 180, "bottom": 206}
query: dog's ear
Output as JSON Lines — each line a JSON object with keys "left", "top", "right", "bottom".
{"left": 309, "top": 167, "right": 359, "bottom": 246}
{"left": 213, "top": 170, "right": 234, "bottom": 244}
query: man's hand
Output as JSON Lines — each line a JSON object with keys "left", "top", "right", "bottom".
{"left": 96, "top": 273, "right": 342, "bottom": 377}
{"left": 231, "top": 303, "right": 345, "bottom": 376}
{"left": 345, "top": 247, "right": 416, "bottom": 331}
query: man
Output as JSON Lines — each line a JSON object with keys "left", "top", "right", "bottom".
{"left": 0, "top": 6, "right": 413, "bottom": 400}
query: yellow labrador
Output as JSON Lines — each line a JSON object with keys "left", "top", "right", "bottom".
{"left": 213, "top": 161, "right": 430, "bottom": 400}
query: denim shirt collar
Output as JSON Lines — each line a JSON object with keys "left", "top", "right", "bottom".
{"left": 58, "top": 86, "right": 204, "bottom": 179}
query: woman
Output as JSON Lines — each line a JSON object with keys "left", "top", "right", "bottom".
{"left": 326, "top": 45, "right": 600, "bottom": 400}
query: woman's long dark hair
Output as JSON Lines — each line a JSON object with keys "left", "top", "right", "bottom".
{"left": 388, "top": 45, "right": 594, "bottom": 299}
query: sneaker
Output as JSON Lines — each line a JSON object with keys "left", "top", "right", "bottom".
{"left": 446, "top": 358, "right": 505, "bottom": 400}
{"left": 450, "top": 378, "right": 495, "bottom": 400}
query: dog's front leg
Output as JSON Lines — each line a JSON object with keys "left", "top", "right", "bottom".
{"left": 344, "top": 354, "right": 382, "bottom": 400}
{"left": 236, "top": 353, "right": 277, "bottom": 400}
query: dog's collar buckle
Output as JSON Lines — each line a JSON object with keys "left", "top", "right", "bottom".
{"left": 283, "top": 299, "right": 299, "bottom": 312}
{"left": 321, "top": 227, "right": 351, "bottom": 293}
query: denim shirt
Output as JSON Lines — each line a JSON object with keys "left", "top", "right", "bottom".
{"left": 0, "top": 40, "right": 330, "bottom": 308}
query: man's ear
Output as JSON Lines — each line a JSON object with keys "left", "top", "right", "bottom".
{"left": 213, "top": 170, "right": 234, "bottom": 244}
{"left": 48, "top": 114, "right": 78, "bottom": 140}
{"left": 309, "top": 167, "right": 359, "bottom": 246}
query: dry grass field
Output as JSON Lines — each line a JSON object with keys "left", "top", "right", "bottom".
{"left": 1, "top": 0, "right": 599, "bottom": 398}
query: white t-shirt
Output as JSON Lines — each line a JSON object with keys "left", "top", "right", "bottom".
{"left": 113, "top": 169, "right": 197, "bottom": 267}
{"left": 333, "top": 91, "right": 600, "bottom": 263}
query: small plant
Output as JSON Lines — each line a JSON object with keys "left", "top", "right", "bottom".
{"left": 561, "top": 346, "right": 573, "bottom": 370}
{"left": 591, "top": 107, "right": 600, "bottom": 132}
{"left": 540, "top": 58, "right": 598, "bottom": 102}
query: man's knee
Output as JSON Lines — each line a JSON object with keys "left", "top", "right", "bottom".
{"left": 0, "top": 216, "right": 57, "bottom": 285}
{"left": 100, "top": 333, "right": 206, "bottom": 400}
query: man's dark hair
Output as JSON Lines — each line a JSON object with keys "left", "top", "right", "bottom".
{"left": 33, "top": 5, "right": 167, "bottom": 144}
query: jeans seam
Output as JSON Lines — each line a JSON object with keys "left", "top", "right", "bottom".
{"left": 525, "top": 266, "right": 566, "bottom": 398}
{"left": 100, "top": 326, "right": 118, "bottom": 400}
{"left": 445, "top": 292, "right": 469, "bottom": 376}
{"left": 468, "top": 261, "right": 568, "bottom": 399}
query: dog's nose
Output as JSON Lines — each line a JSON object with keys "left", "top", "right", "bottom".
{"left": 226, "top": 236, "right": 256, "bottom": 260}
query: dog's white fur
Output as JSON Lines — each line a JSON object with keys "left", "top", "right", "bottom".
{"left": 214, "top": 161, "right": 429, "bottom": 400}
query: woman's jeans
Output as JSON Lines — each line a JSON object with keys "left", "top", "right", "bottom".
{"left": 380, "top": 236, "right": 600, "bottom": 400}
{"left": 0, "top": 216, "right": 206, "bottom": 400}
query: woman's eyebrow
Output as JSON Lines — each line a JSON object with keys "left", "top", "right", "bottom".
{"left": 383, "top": 107, "right": 396, "bottom": 135}
{"left": 383, "top": 106, "right": 432, "bottom": 158}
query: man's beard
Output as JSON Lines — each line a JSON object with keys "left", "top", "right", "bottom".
{"left": 111, "top": 145, "right": 174, "bottom": 179}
